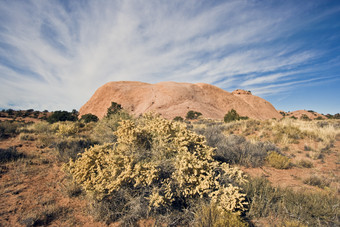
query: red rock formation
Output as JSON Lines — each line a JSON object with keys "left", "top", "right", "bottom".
{"left": 79, "top": 81, "right": 282, "bottom": 120}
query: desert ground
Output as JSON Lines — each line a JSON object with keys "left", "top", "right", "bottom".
{"left": 0, "top": 109, "right": 339, "bottom": 226}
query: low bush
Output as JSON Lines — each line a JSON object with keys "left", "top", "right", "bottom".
{"left": 47, "top": 111, "right": 77, "bottom": 123}
{"left": 65, "top": 114, "right": 247, "bottom": 225}
{"left": 173, "top": 116, "right": 184, "bottom": 122}
{"left": 266, "top": 152, "right": 291, "bottom": 169}
{"left": 224, "top": 109, "right": 240, "bottom": 123}
{"left": 186, "top": 110, "right": 202, "bottom": 120}
{"left": 52, "top": 122, "right": 80, "bottom": 137}
{"left": 80, "top": 113, "right": 99, "bottom": 123}
{"left": 300, "top": 114, "right": 311, "bottom": 121}
{"left": 106, "top": 102, "right": 122, "bottom": 117}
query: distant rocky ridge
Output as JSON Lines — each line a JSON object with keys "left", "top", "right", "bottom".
{"left": 283, "top": 110, "right": 326, "bottom": 120}
{"left": 79, "top": 81, "right": 283, "bottom": 120}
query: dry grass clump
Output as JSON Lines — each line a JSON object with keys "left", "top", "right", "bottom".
{"left": 18, "top": 203, "right": 67, "bottom": 227}
{"left": 272, "top": 118, "right": 340, "bottom": 147}
{"left": 244, "top": 177, "right": 340, "bottom": 226}
{"left": 51, "top": 121, "right": 81, "bottom": 136}
{"left": 266, "top": 151, "right": 291, "bottom": 169}
{"left": 303, "top": 175, "right": 330, "bottom": 189}
{"left": 195, "top": 125, "right": 279, "bottom": 167}
{"left": 0, "top": 121, "right": 26, "bottom": 139}
{"left": 91, "top": 111, "right": 131, "bottom": 144}
{"left": 296, "top": 159, "right": 313, "bottom": 168}
{"left": 0, "top": 147, "right": 26, "bottom": 163}
{"left": 22, "top": 121, "right": 51, "bottom": 134}
{"left": 55, "top": 137, "right": 95, "bottom": 162}
{"left": 193, "top": 204, "right": 248, "bottom": 227}
{"left": 65, "top": 113, "right": 248, "bottom": 225}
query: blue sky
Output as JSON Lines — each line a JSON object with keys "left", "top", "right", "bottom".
{"left": 0, "top": 0, "right": 339, "bottom": 114}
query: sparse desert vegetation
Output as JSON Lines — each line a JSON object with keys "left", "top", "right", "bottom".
{"left": 0, "top": 108, "right": 340, "bottom": 226}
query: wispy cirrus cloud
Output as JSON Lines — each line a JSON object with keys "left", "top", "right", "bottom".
{"left": 0, "top": 0, "right": 339, "bottom": 112}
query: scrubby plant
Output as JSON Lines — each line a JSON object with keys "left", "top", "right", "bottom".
{"left": 186, "top": 110, "right": 202, "bottom": 120}
{"left": 106, "top": 102, "right": 122, "bottom": 116}
{"left": 266, "top": 151, "right": 291, "bottom": 169}
{"left": 173, "top": 116, "right": 184, "bottom": 122}
{"left": 279, "top": 111, "right": 286, "bottom": 117}
{"left": 224, "top": 109, "right": 240, "bottom": 123}
{"left": 80, "top": 113, "right": 99, "bottom": 123}
{"left": 47, "top": 111, "right": 77, "bottom": 123}
{"left": 52, "top": 122, "right": 80, "bottom": 136}
{"left": 65, "top": 114, "right": 247, "bottom": 224}
{"left": 300, "top": 114, "right": 311, "bottom": 121}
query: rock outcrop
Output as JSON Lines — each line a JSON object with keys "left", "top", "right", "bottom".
{"left": 79, "top": 81, "right": 282, "bottom": 120}
{"left": 285, "top": 110, "right": 326, "bottom": 120}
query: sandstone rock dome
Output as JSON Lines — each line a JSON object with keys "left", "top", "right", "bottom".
{"left": 285, "top": 110, "right": 326, "bottom": 120}
{"left": 79, "top": 81, "right": 282, "bottom": 120}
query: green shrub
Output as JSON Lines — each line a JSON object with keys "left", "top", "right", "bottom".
{"left": 224, "top": 109, "right": 245, "bottom": 123}
{"left": 173, "top": 116, "right": 184, "bottom": 122}
{"left": 300, "top": 114, "right": 311, "bottom": 121}
{"left": 266, "top": 151, "right": 291, "bottom": 169}
{"left": 106, "top": 102, "right": 122, "bottom": 116}
{"left": 186, "top": 110, "right": 202, "bottom": 120}
{"left": 47, "top": 111, "right": 77, "bottom": 123}
{"left": 80, "top": 113, "right": 99, "bottom": 123}
{"left": 65, "top": 114, "right": 247, "bottom": 224}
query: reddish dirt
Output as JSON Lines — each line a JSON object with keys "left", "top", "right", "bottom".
{"left": 242, "top": 137, "right": 340, "bottom": 193}
{"left": 79, "top": 81, "right": 283, "bottom": 120}
{"left": 0, "top": 137, "right": 106, "bottom": 226}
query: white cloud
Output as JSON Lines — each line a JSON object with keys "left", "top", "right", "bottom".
{"left": 0, "top": 0, "right": 338, "bottom": 111}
